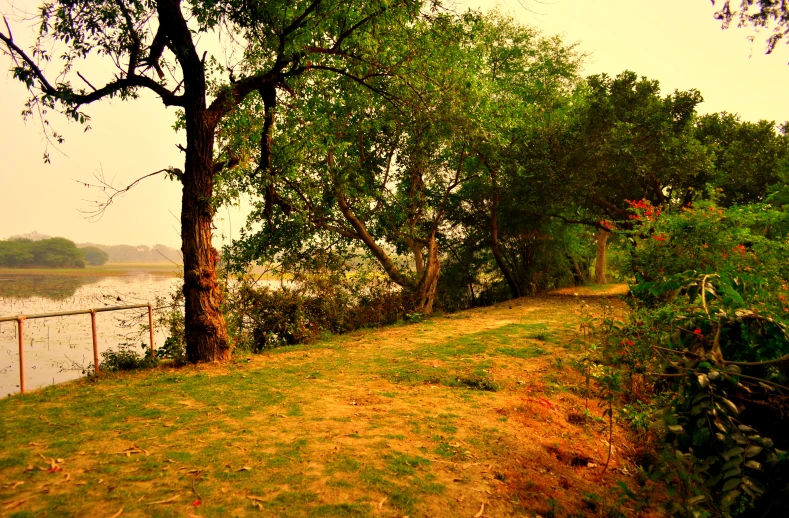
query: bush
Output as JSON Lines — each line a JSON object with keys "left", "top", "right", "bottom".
{"left": 100, "top": 343, "right": 157, "bottom": 372}
{"left": 227, "top": 266, "right": 415, "bottom": 352}
{"left": 154, "top": 288, "right": 187, "bottom": 365}
{"left": 608, "top": 200, "right": 789, "bottom": 516}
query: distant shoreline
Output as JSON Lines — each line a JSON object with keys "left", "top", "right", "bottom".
{"left": 0, "top": 263, "right": 182, "bottom": 277}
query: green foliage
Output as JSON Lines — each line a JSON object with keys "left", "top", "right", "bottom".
{"left": 623, "top": 200, "right": 789, "bottom": 287}
{"left": 227, "top": 264, "right": 415, "bottom": 352}
{"left": 694, "top": 113, "right": 789, "bottom": 206}
{"left": 79, "top": 246, "right": 109, "bottom": 266}
{"left": 609, "top": 202, "right": 789, "bottom": 516}
{"left": 99, "top": 343, "right": 157, "bottom": 373}
{"left": 0, "top": 237, "right": 86, "bottom": 268}
{"left": 224, "top": 10, "right": 584, "bottom": 311}
{"left": 155, "top": 288, "right": 187, "bottom": 365}
{"left": 566, "top": 71, "right": 711, "bottom": 218}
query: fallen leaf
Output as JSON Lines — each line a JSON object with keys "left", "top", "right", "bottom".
{"left": 109, "top": 508, "right": 124, "bottom": 518}
{"left": 3, "top": 497, "right": 32, "bottom": 510}
{"left": 237, "top": 466, "right": 252, "bottom": 472}
{"left": 56, "top": 458, "right": 64, "bottom": 463}
{"left": 474, "top": 503, "right": 486, "bottom": 518}
{"left": 23, "top": 465, "right": 34, "bottom": 472}
{"left": 378, "top": 497, "right": 387, "bottom": 510}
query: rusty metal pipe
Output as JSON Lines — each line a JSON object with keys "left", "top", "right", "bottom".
{"left": 0, "top": 304, "right": 150, "bottom": 322}
{"left": 90, "top": 310, "right": 99, "bottom": 375}
{"left": 148, "top": 304, "right": 155, "bottom": 358}
{"left": 17, "top": 317, "right": 26, "bottom": 394}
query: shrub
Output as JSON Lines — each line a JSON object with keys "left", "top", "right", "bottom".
{"left": 227, "top": 267, "right": 415, "bottom": 352}
{"left": 609, "top": 201, "right": 789, "bottom": 516}
{"left": 100, "top": 343, "right": 157, "bottom": 372}
{"left": 154, "top": 288, "right": 187, "bottom": 365}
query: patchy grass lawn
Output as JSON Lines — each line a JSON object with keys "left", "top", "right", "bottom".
{"left": 0, "top": 290, "right": 662, "bottom": 517}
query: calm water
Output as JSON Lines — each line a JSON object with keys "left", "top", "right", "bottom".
{"left": 0, "top": 271, "right": 181, "bottom": 397}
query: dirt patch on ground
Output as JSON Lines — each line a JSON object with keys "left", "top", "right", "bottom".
{"left": 550, "top": 283, "right": 630, "bottom": 297}
{"left": 0, "top": 294, "right": 663, "bottom": 517}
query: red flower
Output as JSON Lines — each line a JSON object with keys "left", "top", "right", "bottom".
{"left": 193, "top": 500, "right": 202, "bottom": 506}
{"left": 652, "top": 233, "right": 666, "bottom": 242}
{"left": 693, "top": 328, "right": 702, "bottom": 335}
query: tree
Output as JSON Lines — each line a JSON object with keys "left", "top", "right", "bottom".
{"left": 0, "top": 0, "right": 421, "bottom": 361}
{"left": 694, "top": 112, "right": 789, "bottom": 206}
{"left": 80, "top": 246, "right": 110, "bottom": 265}
{"left": 0, "top": 237, "right": 85, "bottom": 268}
{"left": 226, "top": 12, "right": 478, "bottom": 313}
{"left": 711, "top": 0, "right": 789, "bottom": 57}
{"left": 552, "top": 71, "right": 712, "bottom": 282}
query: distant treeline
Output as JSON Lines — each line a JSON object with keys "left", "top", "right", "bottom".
{"left": 0, "top": 237, "right": 102, "bottom": 268}
{"left": 8, "top": 232, "right": 181, "bottom": 264}
{"left": 78, "top": 243, "right": 181, "bottom": 264}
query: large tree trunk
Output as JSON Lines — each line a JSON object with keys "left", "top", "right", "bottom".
{"left": 417, "top": 235, "right": 440, "bottom": 313}
{"left": 158, "top": 0, "right": 230, "bottom": 362}
{"left": 182, "top": 108, "right": 230, "bottom": 363}
{"left": 594, "top": 229, "right": 610, "bottom": 285}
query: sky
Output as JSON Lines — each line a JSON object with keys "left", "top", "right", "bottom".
{"left": 1, "top": 0, "right": 788, "bottom": 249}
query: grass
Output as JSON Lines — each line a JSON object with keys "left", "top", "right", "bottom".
{"left": 0, "top": 294, "right": 649, "bottom": 517}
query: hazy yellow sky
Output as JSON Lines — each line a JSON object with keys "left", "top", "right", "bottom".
{"left": 1, "top": 0, "right": 788, "bottom": 249}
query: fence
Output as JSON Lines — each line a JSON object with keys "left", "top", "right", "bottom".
{"left": 0, "top": 304, "right": 154, "bottom": 394}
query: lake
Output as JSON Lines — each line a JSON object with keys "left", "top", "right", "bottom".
{"left": 0, "top": 266, "right": 182, "bottom": 397}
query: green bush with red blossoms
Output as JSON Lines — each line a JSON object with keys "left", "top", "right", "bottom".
{"left": 610, "top": 200, "right": 789, "bottom": 517}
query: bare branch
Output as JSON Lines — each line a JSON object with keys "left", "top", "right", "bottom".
{"left": 77, "top": 72, "right": 97, "bottom": 91}
{"left": 76, "top": 167, "right": 176, "bottom": 221}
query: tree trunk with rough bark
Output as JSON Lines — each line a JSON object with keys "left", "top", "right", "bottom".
{"left": 417, "top": 235, "right": 440, "bottom": 313}
{"left": 594, "top": 229, "right": 610, "bottom": 285}
{"left": 160, "top": 0, "right": 230, "bottom": 363}
{"left": 181, "top": 109, "right": 230, "bottom": 363}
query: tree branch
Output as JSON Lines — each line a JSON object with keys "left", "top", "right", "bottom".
{"left": 76, "top": 167, "right": 177, "bottom": 221}
{"left": 0, "top": 22, "right": 183, "bottom": 108}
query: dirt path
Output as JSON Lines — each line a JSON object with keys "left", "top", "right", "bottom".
{"left": 0, "top": 289, "right": 662, "bottom": 517}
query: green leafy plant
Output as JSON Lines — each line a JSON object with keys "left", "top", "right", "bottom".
{"left": 100, "top": 343, "right": 157, "bottom": 373}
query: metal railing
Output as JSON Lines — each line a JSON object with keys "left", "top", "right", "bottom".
{"left": 0, "top": 304, "right": 155, "bottom": 394}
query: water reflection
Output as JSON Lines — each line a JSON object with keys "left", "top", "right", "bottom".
{"left": 0, "top": 272, "right": 182, "bottom": 397}
{"left": 0, "top": 274, "right": 102, "bottom": 300}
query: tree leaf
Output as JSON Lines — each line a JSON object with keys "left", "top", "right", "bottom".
{"left": 722, "top": 477, "right": 740, "bottom": 492}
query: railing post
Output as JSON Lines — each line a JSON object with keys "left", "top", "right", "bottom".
{"left": 90, "top": 310, "right": 99, "bottom": 375}
{"left": 148, "top": 303, "right": 155, "bottom": 358}
{"left": 17, "top": 316, "right": 26, "bottom": 394}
